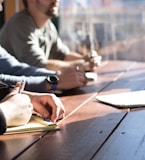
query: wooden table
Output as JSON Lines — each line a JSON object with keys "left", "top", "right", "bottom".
{"left": 1, "top": 60, "right": 145, "bottom": 160}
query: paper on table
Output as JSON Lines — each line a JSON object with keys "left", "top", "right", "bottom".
{"left": 85, "top": 72, "right": 98, "bottom": 81}
{"left": 96, "top": 90, "right": 145, "bottom": 108}
{"left": 5, "top": 115, "right": 59, "bottom": 134}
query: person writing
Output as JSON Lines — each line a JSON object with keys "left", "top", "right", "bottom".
{"left": 0, "top": 81, "right": 65, "bottom": 135}
{"left": 0, "top": 0, "right": 101, "bottom": 72}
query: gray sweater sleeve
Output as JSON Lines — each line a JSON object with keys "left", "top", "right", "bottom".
{"left": 0, "top": 108, "right": 6, "bottom": 135}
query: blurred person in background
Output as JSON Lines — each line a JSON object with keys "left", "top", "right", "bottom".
{"left": 0, "top": 0, "right": 101, "bottom": 72}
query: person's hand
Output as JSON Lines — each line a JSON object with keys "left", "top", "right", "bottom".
{"left": 0, "top": 85, "right": 33, "bottom": 127}
{"left": 57, "top": 67, "right": 87, "bottom": 90}
{"left": 84, "top": 50, "right": 102, "bottom": 71}
{"left": 27, "top": 92, "right": 65, "bottom": 123}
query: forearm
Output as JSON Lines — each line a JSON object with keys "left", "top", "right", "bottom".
{"left": 46, "top": 59, "right": 72, "bottom": 71}
{"left": 0, "top": 74, "right": 48, "bottom": 92}
{"left": 64, "top": 52, "right": 83, "bottom": 61}
{"left": 63, "top": 52, "right": 87, "bottom": 68}
{"left": 47, "top": 54, "right": 85, "bottom": 70}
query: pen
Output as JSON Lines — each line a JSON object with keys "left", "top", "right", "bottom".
{"left": 18, "top": 80, "right": 26, "bottom": 93}
{"left": 32, "top": 115, "right": 55, "bottom": 126}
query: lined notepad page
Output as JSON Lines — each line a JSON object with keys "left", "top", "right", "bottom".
{"left": 96, "top": 90, "right": 145, "bottom": 108}
{"left": 5, "top": 115, "right": 59, "bottom": 134}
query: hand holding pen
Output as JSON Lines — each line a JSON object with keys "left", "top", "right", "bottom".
{"left": 89, "top": 50, "right": 102, "bottom": 66}
{"left": 84, "top": 34, "right": 102, "bottom": 70}
{"left": 84, "top": 51, "right": 102, "bottom": 71}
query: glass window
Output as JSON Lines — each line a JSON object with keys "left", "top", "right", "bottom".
{"left": 59, "top": 0, "right": 145, "bottom": 61}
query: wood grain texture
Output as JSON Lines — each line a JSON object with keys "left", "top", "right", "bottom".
{"left": 1, "top": 60, "right": 145, "bottom": 160}
{"left": 92, "top": 110, "right": 145, "bottom": 160}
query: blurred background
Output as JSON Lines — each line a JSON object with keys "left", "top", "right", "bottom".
{"left": 59, "top": 0, "right": 145, "bottom": 61}
{"left": 2, "top": 0, "right": 145, "bottom": 62}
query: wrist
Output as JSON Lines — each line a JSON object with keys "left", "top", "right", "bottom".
{"left": 46, "top": 72, "right": 60, "bottom": 91}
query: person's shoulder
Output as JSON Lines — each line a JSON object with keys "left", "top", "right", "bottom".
{"left": 9, "top": 10, "right": 32, "bottom": 24}
{"left": 1, "top": 10, "right": 35, "bottom": 33}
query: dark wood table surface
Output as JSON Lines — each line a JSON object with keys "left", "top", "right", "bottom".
{"left": 1, "top": 60, "right": 145, "bottom": 160}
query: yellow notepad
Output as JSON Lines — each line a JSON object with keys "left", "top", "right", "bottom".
{"left": 5, "top": 115, "right": 59, "bottom": 134}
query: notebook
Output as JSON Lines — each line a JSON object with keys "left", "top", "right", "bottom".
{"left": 96, "top": 90, "right": 145, "bottom": 108}
{"left": 5, "top": 115, "right": 59, "bottom": 134}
